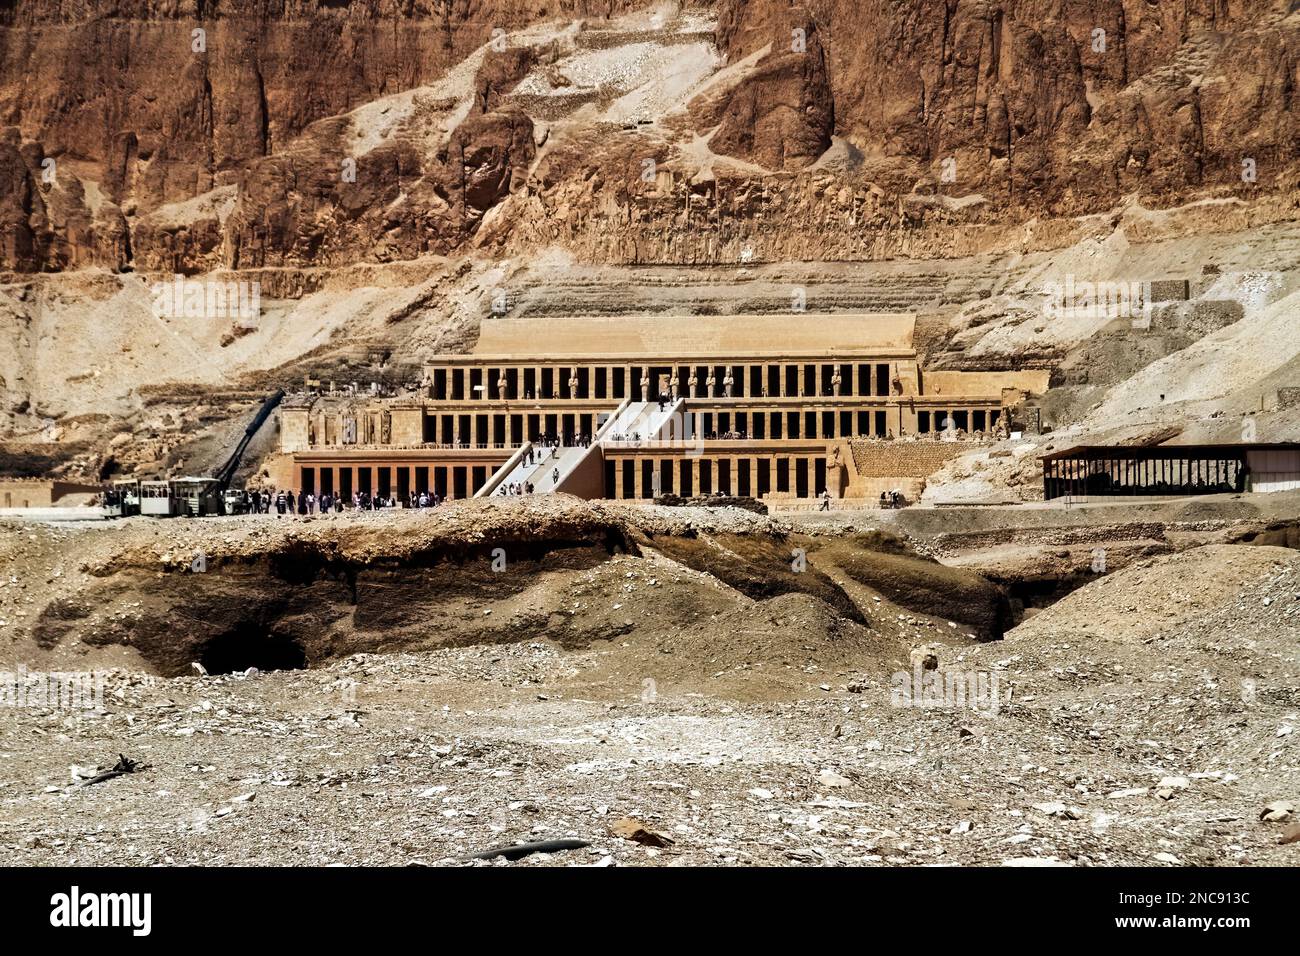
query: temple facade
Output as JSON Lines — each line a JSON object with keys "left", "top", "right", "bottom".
{"left": 271, "top": 314, "right": 1049, "bottom": 504}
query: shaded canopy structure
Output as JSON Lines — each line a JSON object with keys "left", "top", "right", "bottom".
{"left": 1040, "top": 443, "right": 1300, "bottom": 499}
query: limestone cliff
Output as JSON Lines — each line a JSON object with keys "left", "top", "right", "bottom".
{"left": 1, "top": 1, "right": 1295, "bottom": 273}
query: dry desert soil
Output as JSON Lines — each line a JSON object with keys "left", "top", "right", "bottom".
{"left": 1, "top": 496, "right": 1297, "bottom": 867}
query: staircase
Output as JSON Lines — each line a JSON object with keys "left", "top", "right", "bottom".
{"left": 476, "top": 442, "right": 536, "bottom": 498}
{"left": 478, "top": 399, "right": 633, "bottom": 498}
{"left": 603, "top": 398, "right": 686, "bottom": 442}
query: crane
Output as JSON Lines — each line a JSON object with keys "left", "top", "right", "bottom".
{"left": 213, "top": 389, "right": 284, "bottom": 490}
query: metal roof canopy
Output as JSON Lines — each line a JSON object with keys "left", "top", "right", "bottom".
{"left": 1040, "top": 443, "right": 1300, "bottom": 463}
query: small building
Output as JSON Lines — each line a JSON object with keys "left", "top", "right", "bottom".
{"left": 0, "top": 478, "right": 100, "bottom": 509}
{"left": 1040, "top": 443, "right": 1300, "bottom": 499}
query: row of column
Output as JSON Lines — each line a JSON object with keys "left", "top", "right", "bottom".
{"left": 425, "top": 362, "right": 898, "bottom": 402}
{"left": 296, "top": 463, "right": 495, "bottom": 501}
{"left": 916, "top": 408, "right": 1001, "bottom": 434}
{"left": 609, "top": 455, "right": 825, "bottom": 500}
{"left": 1044, "top": 456, "right": 1245, "bottom": 498}
{"left": 418, "top": 406, "right": 1004, "bottom": 445}
{"left": 693, "top": 408, "right": 893, "bottom": 440}
{"left": 423, "top": 412, "right": 603, "bottom": 447}
{"left": 307, "top": 410, "right": 384, "bottom": 446}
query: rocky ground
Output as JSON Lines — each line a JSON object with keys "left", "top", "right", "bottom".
{"left": 0, "top": 497, "right": 1296, "bottom": 866}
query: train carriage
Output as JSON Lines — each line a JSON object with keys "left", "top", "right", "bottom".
{"left": 138, "top": 480, "right": 178, "bottom": 517}
{"left": 171, "top": 478, "right": 226, "bottom": 517}
{"left": 101, "top": 479, "right": 142, "bottom": 518}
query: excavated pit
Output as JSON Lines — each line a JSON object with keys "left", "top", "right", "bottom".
{"left": 21, "top": 506, "right": 1020, "bottom": 678}
{"left": 29, "top": 518, "right": 655, "bottom": 676}
{"left": 997, "top": 571, "right": 1103, "bottom": 627}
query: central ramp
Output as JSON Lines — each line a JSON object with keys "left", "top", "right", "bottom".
{"left": 477, "top": 399, "right": 632, "bottom": 498}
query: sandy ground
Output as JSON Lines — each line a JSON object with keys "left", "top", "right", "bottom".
{"left": 0, "top": 501, "right": 1296, "bottom": 866}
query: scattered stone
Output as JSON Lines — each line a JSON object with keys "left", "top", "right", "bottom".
{"left": 817, "top": 769, "right": 852, "bottom": 789}
{"left": 609, "top": 817, "right": 674, "bottom": 848}
{"left": 1260, "top": 800, "right": 1294, "bottom": 822}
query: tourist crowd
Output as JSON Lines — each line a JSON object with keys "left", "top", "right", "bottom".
{"left": 230, "top": 489, "right": 448, "bottom": 515}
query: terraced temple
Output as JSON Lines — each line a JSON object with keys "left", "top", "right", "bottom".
{"left": 272, "top": 314, "right": 1048, "bottom": 505}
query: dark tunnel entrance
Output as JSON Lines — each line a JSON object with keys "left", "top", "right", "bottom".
{"left": 199, "top": 629, "right": 308, "bottom": 674}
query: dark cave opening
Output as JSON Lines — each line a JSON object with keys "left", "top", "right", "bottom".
{"left": 200, "top": 629, "right": 307, "bottom": 674}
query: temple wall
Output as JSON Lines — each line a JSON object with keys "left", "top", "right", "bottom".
{"left": 279, "top": 408, "right": 310, "bottom": 453}
{"left": 850, "top": 440, "right": 988, "bottom": 479}
{"left": 391, "top": 408, "right": 424, "bottom": 446}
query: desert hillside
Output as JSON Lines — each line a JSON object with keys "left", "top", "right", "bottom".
{"left": 3, "top": 5, "right": 1300, "bottom": 877}
{"left": 1, "top": 2, "right": 1298, "bottom": 485}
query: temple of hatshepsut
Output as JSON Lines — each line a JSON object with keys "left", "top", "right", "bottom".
{"left": 270, "top": 314, "right": 1050, "bottom": 506}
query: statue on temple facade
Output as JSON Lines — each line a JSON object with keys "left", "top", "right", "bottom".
{"left": 688, "top": 370, "right": 699, "bottom": 398}
{"left": 723, "top": 367, "right": 734, "bottom": 398}
{"left": 569, "top": 367, "right": 580, "bottom": 399}
{"left": 497, "top": 370, "right": 509, "bottom": 400}
{"left": 706, "top": 369, "right": 716, "bottom": 398}
{"left": 831, "top": 364, "right": 842, "bottom": 397}
{"left": 640, "top": 366, "right": 650, "bottom": 402}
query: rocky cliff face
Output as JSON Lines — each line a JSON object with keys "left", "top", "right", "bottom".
{"left": 0, "top": 0, "right": 1296, "bottom": 274}
{"left": 713, "top": 0, "right": 1298, "bottom": 208}
{"left": 0, "top": 0, "right": 638, "bottom": 272}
